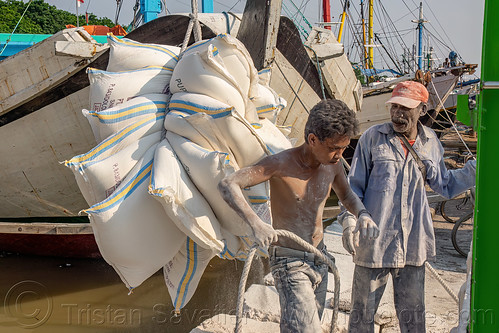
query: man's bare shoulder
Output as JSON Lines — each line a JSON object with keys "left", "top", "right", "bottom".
{"left": 256, "top": 147, "right": 299, "bottom": 170}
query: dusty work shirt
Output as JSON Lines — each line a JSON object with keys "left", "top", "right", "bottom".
{"left": 339, "top": 122, "right": 476, "bottom": 268}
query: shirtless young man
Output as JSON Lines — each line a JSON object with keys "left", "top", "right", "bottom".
{"left": 218, "top": 99, "right": 379, "bottom": 333}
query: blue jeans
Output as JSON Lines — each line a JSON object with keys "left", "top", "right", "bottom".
{"left": 349, "top": 264, "right": 426, "bottom": 333}
{"left": 270, "top": 246, "right": 330, "bottom": 333}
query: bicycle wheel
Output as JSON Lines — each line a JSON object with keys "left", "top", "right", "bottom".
{"left": 440, "top": 197, "right": 473, "bottom": 223}
{"left": 451, "top": 212, "right": 474, "bottom": 257}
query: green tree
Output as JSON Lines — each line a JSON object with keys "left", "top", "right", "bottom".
{"left": 0, "top": 0, "right": 116, "bottom": 34}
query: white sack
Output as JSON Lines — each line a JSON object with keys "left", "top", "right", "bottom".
{"left": 166, "top": 132, "right": 271, "bottom": 237}
{"left": 170, "top": 48, "right": 254, "bottom": 120}
{"left": 64, "top": 113, "right": 165, "bottom": 203}
{"left": 83, "top": 93, "right": 169, "bottom": 142}
{"left": 257, "top": 67, "right": 272, "bottom": 86}
{"left": 148, "top": 138, "right": 224, "bottom": 252}
{"left": 182, "top": 34, "right": 259, "bottom": 102}
{"left": 164, "top": 238, "right": 217, "bottom": 313}
{"left": 83, "top": 144, "right": 185, "bottom": 289}
{"left": 67, "top": 132, "right": 161, "bottom": 206}
{"left": 163, "top": 110, "right": 215, "bottom": 150}
{"left": 166, "top": 92, "right": 268, "bottom": 168}
{"left": 107, "top": 33, "right": 180, "bottom": 72}
{"left": 251, "top": 83, "right": 287, "bottom": 122}
{"left": 186, "top": 111, "right": 267, "bottom": 168}
{"left": 165, "top": 92, "right": 235, "bottom": 152}
{"left": 253, "top": 118, "right": 293, "bottom": 154}
{"left": 88, "top": 66, "right": 172, "bottom": 112}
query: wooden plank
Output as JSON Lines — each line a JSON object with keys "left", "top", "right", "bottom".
{"left": 237, "top": 0, "right": 283, "bottom": 70}
{"left": 276, "top": 17, "right": 324, "bottom": 99}
{"left": 313, "top": 31, "right": 365, "bottom": 113}
{"left": 440, "top": 132, "right": 477, "bottom": 150}
{"left": 0, "top": 29, "right": 107, "bottom": 117}
{"left": 272, "top": 50, "right": 321, "bottom": 145}
{"left": 323, "top": 206, "right": 341, "bottom": 219}
{"left": 0, "top": 86, "right": 94, "bottom": 217}
{"left": 55, "top": 41, "right": 109, "bottom": 58}
{"left": 0, "top": 222, "right": 93, "bottom": 235}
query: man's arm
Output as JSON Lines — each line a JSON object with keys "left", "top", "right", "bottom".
{"left": 426, "top": 141, "right": 476, "bottom": 199}
{"left": 333, "top": 135, "right": 377, "bottom": 255}
{"left": 218, "top": 156, "right": 279, "bottom": 248}
{"left": 337, "top": 136, "right": 372, "bottom": 223}
{"left": 332, "top": 163, "right": 379, "bottom": 240}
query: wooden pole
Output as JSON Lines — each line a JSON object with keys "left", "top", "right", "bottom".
{"left": 236, "top": 0, "right": 283, "bottom": 70}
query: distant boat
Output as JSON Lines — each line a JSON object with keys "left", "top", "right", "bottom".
{"left": 301, "top": 0, "right": 478, "bottom": 133}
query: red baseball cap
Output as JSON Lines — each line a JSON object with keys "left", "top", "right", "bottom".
{"left": 385, "top": 81, "right": 429, "bottom": 108}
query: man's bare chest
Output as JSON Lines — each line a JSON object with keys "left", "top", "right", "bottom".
{"left": 278, "top": 174, "right": 332, "bottom": 204}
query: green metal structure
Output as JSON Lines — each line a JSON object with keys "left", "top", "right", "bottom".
{"left": 470, "top": 0, "right": 499, "bottom": 331}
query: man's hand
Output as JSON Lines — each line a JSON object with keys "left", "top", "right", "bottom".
{"left": 342, "top": 213, "right": 379, "bottom": 255}
{"left": 342, "top": 216, "right": 358, "bottom": 255}
{"left": 354, "top": 213, "right": 380, "bottom": 240}
{"left": 252, "top": 222, "right": 278, "bottom": 249}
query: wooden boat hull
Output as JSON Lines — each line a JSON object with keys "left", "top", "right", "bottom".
{"left": 0, "top": 220, "right": 99, "bottom": 257}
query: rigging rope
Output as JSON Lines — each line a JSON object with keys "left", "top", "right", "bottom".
{"left": 286, "top": 0, "right": 313, "bottom": 35}
{"left": 274, "top": 61, "right": 310, "bottom": 114}
{"left": 235, "top": 229, "right": 340, "bottom": 333}
{"left": 282, "top": 3, "right": 309, "bottom": 39}
{"left": 421, "top": 0, "right": 463, "bottom": 63}
{"left": 191, "top": 0, "right": 202, "bottom": 43}
{"left": 115, "top": 0, "right": 123, "bottom": 25}
{"left": 303, "top": 44, "right": 326, "bottom": 100}
{"left": 179, "top": 0, "right": 202, "bottom": 56}
{"left": 430, "top": 80, "right": 476, "bottom": 158}
{"left": 0, "top": 0, "right": 33, "bottom": 57}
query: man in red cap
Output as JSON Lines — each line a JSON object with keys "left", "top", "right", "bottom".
{"left": 338, "top": 80, "right": 476, "bottom": 332}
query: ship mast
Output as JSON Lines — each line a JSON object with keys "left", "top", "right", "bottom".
{"left": 337, "top": 0, "right": 349, "bottom": 42}
{"left": 367, "top": 0, "right": 374, "bottom": 69}
{"left": 322, "top": 0, "right": 332, "bottom": 30}
{"left": 412, "top": 2, "right": 428, "bottom": 70}
{"left": 360, "top": 0, "right": 368, "bottom": 69}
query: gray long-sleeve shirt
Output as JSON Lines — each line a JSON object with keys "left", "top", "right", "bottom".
{"left": 338, "top": 122, "right": 476, "bottom": 268}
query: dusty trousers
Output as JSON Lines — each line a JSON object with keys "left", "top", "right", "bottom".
{"left": 349, "top": 264, "right": 426, "bottom": 333}
{"left": 270, "top": 246, "right": 330, "bottom": 333}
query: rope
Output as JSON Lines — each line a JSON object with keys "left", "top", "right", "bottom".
{"left": 179, "top": 18, "right": 195, "bottom": 55}
{"left": 235, "top": 246, "right": 258, "bottom": 333}
{"left": 424, "top": 261, "right": 459, "bottom": 304}
{"left": 179, "top": 0, "right": 203, "bottom": 56}
{"left": 429, "top": 80, "right": 476, "bottom": 159}
{"left": 235, "top": 229, "right": 340, "bottom": 333}
{"left": 191, "top": 0, "right": 202, "bottom": 42}
{"left": 275, "top": 61, "right": 310, "bottom": 114}
{"left": 222, "top": 11, "right": 231, "bottom": 34}
{"left": 303, "top": 44, "right": 327, "bottom": 101}
{"left": 286, "top": 0, "right": 313, "bottom": 34}
{"left": 0, "top": 0, "right": 33, "bottom": 57}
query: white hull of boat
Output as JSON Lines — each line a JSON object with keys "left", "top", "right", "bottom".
{"left": 359, "top": 71, "right": 460, "bottom": 133}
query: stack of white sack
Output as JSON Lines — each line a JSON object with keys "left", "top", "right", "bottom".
{"left": 157, "top": 34, "right": 292, "bottom": 311}
{"left": 65, "top": 34, "right": 190, "bottom": 293}
{"left": 64, "top": 32, "right": 293, "bottom": 313}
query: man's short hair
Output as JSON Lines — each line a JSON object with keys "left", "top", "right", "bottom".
{"left": 304, "top": 99, "right": 359, "bottom": 143}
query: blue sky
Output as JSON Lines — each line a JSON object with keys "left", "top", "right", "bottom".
{"left": 43, "top": 0, "right": 485, "bottom": 75}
